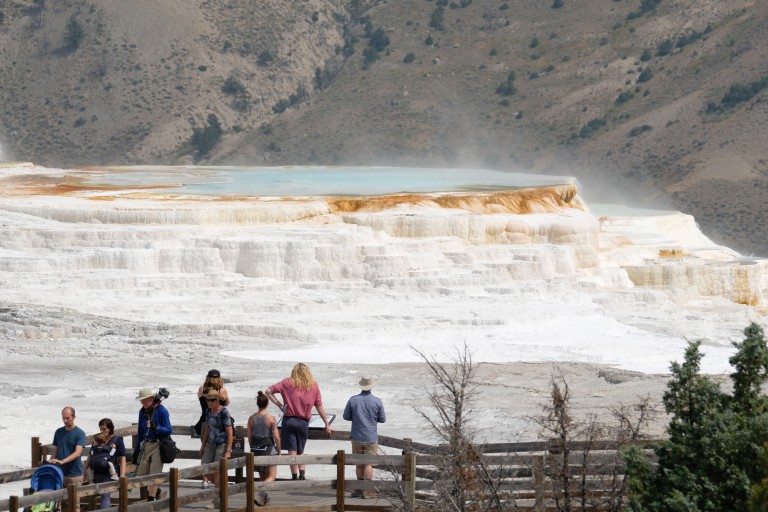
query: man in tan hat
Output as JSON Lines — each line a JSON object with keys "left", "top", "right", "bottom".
{"left": 343, "top": 375, "right": 386, "bottom": 498}
{"left": 135, "top": 387, "right": 172, "bottom": 501}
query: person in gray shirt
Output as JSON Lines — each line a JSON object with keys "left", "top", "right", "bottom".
{"left": 343, "top": 375, "right": 386, "bottom": 498}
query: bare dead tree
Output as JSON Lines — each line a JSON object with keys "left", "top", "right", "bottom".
{"left": 533, "top": 368, "right": 574, "bottom": 512}
{"left": 406, "top": 343, "right": 520, "bottom": 511}
{"left": 601, "top": 397, "right": 656, "bottom": 512}
{"left": 531, "top": 369, "right": 657, "bottom": 512}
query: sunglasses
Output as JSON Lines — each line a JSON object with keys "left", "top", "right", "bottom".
{"left": 207, "top": 398, "right": 218, "bottom": 402}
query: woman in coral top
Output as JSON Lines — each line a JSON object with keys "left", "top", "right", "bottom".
{"left": 265, "top": 363, "right": 332, "bottom": 480}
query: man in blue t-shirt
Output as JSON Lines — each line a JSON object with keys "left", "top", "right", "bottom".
{"left": 343, "top": 375, "right": 386, "bottom": 498}
{"left": 50, "top": 406, "right": 87, "bottom": 487}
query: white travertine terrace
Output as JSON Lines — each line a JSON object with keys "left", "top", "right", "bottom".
{"left": 0, "top": 164, "right": 766, "bottom": 375}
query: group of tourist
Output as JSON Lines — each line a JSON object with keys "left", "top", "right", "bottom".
{"left": 48, "top": 363, "right": 386, "bottom": 507}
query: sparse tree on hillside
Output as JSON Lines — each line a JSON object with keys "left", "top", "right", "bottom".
{"left": 190, "top": 114, "right": 223, "bottom": 161}
{"left": 64, "top": 15, "right": 84, "bottom": 49}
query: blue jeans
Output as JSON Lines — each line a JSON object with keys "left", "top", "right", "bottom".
{"left": 99, "top": 493, "right": 111, "bottom": 509}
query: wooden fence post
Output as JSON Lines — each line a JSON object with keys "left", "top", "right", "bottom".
{"left": 118, "top": 476, "right": 129, "bottom": 512}
{"left": 31, "top": 437, "right": 41, "bottom": 468}
{"left": 9, "top": 496, "right": 19, "bottom": 512}
{"left": 404, "top": 451, "right": 416, "bottom": 511}
{"left": 67, "top": 483, "right": 78, "bottom": 512}
{"left": 533, "top": 454, "right": 545, "bottom": 512}
{"left": 245, "top": 452, "right": 254, "bottom": 512}
{"left": 218, "top": 458, "right": 228, "bottom": 512}
{"left": 169, "top": 468, "right": 179, "bottom": 512}
{"left": 336, "top": 450, "right": 346, "bottom": 512}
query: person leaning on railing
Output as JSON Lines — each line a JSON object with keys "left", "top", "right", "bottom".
{"left": 343, "top": 375, "right": 386, "bottom": 499}
{"left": 265, "top": 363, "right": 332, "bottom": 480}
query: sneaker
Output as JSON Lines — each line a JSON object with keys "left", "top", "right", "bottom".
{"left": 201, "top": 480, "right": 210, "bottom": 489}
{"left": 350, "top": 490, "right": 363, "bottom": 498}
{"left": 254, "top": 491, "right": 270, "bottom": 507}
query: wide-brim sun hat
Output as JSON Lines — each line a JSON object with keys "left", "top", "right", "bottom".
{"left": 204, "top": 389, "right": 221, "bottom": 400}
{"left": 358, "top": 375, "right": 376, "bottom": 391}
{"left": 136, "top": 387, "right": 154, "bottom": 400}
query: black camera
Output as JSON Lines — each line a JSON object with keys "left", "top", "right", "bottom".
{"left": 152, "top": 387, "right": 170, "bottom": 406}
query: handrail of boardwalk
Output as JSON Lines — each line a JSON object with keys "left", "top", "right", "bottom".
{"left": 0, "top": 425, "right": 659, "bottom": 512}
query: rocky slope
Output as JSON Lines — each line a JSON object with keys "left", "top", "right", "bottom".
{"left": 0, "top": 0, "right": 767, "bottom": 254}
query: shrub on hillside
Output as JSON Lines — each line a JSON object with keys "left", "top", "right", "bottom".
{"left": 656, "top": 38, "right": 673, "bottom": 56}
{"left": 552, "top": 0, "right": 564, "bottom": 8}
{"left": 637, "top": 67, "right": 653, "bottom": 83}
{"left": 640, "top": 49, "right": 652, "bottom": 61}
{"left": 222, "top": 76, "right": 246, "bottom": 96}
{"left": 615, "top": 91, "right": 635, "bottom": 104}
{"left": 368, "top": 27, "right": 390, "bottom": 52}
{"left": 628, "top": 124, "right": 652, "bottom": 137}
{"left": 495, "top": 71, "right": 517, "bottom": 96}
{"left": 403, "top": 52, "right": 416, "bottom": 63}
{"left": 579, "top": 118, "right": 606, "bottom": 138}
{"left": 257, "top": 50, "right": 274, "bottom": 67}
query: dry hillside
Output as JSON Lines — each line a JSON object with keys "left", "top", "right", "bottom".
{"left": 0, "top": 0, "right": 767, "bottom": 254}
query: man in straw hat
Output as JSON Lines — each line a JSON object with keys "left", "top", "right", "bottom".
{"left": 134, "top": 387, "right": 172, "bottom": 501}
{"left": 343, "top": 375, "right": 386, "bottom": 498}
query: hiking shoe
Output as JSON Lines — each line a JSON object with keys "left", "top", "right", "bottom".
{"left": 254, "top": 491, "right": 270, "bottom": 507}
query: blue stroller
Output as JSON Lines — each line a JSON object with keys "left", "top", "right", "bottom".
{"left": 26, "top": 464, "right": 65, "bottom": 512}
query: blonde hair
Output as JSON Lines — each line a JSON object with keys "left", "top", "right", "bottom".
{"left": 290, "top": 363, "right": 315, "bottom": 391}
{"left": 204, "top": 376, "right": 225, "bottom": 391}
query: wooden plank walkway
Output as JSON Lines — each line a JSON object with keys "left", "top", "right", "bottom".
{"left": 145, "top": 482, "right": 390, "bottom": 510}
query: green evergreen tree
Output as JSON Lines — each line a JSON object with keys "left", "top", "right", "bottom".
{"left": 627, "top": 323, "right": 768, "bottom": 512}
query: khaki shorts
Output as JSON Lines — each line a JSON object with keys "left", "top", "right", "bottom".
{"left": 136, "top": 440, "right": 164, "bottom": 476}
{"left": 63, "top": 475, "right": 83, "bottom": 488}
{"left": 201, "top": 444, "right": 226, "bottom": 465}
{"left": 351, "top": 440, "right": 379, "bottom": 455}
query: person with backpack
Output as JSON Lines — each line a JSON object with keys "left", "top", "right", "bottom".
{"left": 199, "top": 389, "right": 233, "bottom": 502}
{"left": 85, "top": 422, "right": 126, "bottom": 508}
{"left": 194, "top": 369, "right": 230, "bottom": 438}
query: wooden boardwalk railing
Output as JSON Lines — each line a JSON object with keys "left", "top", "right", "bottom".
{"left": 0, "top": 425, "right": 660, "bottom": 512}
